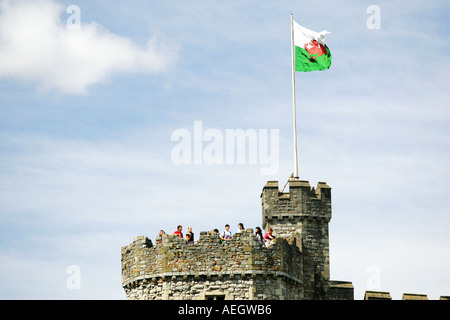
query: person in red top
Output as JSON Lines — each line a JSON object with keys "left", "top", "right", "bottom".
{"left": 264, "top": 227, "right": 276, "bottom": 245}
{"left": 174, "top": 225, "right": 183, "bottom": 238}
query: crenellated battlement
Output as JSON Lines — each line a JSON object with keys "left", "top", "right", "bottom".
{"left": 121, "top": 229, "right": 304, "bottom": 300}
{"left": 261, "top": 180, "right": 331, "bottom": 231}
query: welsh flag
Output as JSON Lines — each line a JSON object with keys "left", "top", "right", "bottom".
{"left": 293, "top": 20, "right": 332, "bottom": 72}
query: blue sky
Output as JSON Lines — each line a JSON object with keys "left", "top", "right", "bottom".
{"left": 0, "top": 0, "right": 449, "bottom": 300}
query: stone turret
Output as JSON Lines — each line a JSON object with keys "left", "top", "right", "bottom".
{"left": 261, "top": 179, "right": 333, "bottom": 299}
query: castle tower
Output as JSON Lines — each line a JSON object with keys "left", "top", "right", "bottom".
{"left": 261, "top": 179, "right": 332, "bottom": 299}
{"left": 121, "top": 179, "right": 353, "bottom": 300}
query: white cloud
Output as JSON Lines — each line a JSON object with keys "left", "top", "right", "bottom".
{"left": 0, "top": 0, "right": 178, "bottom": 94}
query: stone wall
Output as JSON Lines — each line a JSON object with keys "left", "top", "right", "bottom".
{"left": 363, "top": 291, "right": 449, "bottom": 300}
{"left": 122, "top": 228, "right": 303, "bottom": 300}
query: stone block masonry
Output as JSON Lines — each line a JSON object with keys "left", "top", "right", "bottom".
{"left": 122, "top": 229, "right": 304, "bottom": 300}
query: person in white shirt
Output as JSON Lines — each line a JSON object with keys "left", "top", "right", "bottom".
{"left": 220, "top": 224, "right": 232, "bottom": 243}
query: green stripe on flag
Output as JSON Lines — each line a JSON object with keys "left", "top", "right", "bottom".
{"left": 295, "top": 45, "right": 332, "bottom": 72}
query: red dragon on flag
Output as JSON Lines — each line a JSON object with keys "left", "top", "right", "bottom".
{"left": 304, "top": 40, "right": 329, "bottom": 63}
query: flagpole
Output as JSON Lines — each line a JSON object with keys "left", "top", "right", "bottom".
{"left": 290, "top": 14, "right": 299, "bottom": 179}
